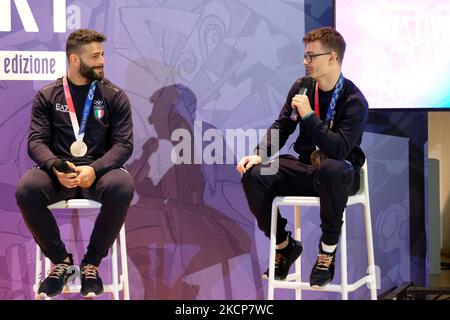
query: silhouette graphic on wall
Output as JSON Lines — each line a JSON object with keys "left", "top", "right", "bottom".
{"left": 126, "top": 84, "right": 263, "bottom": 299}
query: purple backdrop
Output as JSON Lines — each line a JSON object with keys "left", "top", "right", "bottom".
{"left": 0, "top": 0, "right": 418, "bottom": 300}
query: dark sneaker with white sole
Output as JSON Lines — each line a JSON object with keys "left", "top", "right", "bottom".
{"left": 38, "top": 254, "right": 75, "bottom": 298}
{"left": 80, "top": 263, "right": 104, "bottom": 297}
{"left": 309, "top": 243, "right": 336, "bottom": 287}
{"left": 262, "top": 232, "right": 303, "bottom": 280}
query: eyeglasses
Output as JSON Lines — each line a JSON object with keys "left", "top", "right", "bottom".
{"left": 303, "top": 52, "right": 332, "bottom": 64}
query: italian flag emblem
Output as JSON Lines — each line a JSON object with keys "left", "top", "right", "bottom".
{"left": 94, "top": 105, "right": 105, "bottom": 119}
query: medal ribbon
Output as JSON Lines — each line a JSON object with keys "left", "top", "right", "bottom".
{"left": 314, "top": 73, "right": 345, "bottom": 129}
{"left": 62, "top": 75, "right": 96, "bottom": 141}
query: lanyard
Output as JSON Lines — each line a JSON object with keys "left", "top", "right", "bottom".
{"left": 62, "top": 75, "right": 97, "bottom": 141}
{"left": 314, "top": 73, "right": 345, "bottom": 129}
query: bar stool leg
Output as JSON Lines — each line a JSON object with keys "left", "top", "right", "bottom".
{"left": 34, "top": 245, "right": 42, "bottom": 300}
{"left": 340, "top": 210, "right": 348, "bottom": 300}
{"left": 119, "top": 225, "right": 130, "bottom": 300}
{"left": 364, "top": 202, "right": 377, "bottom": 300}
{"left": 268, "top": 200, "right": 279, "bottom": 300}
{"left": 44, "top": 257, "right": 52, "bottom": 300}
{"left": 111, "top": 239, "right": 119, "bottom": 300}
{"left": 294, "top": 205, "right": 302, "bottom": 300}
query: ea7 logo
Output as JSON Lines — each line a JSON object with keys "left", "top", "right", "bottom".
{"left": 55, "top": 103, "right": 68, "bottom": 112}
{"left": 0, "top": 0, "right": 80, "bottom": 33}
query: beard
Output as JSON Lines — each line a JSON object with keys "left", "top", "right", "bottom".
{"left": 79, "top": 58, "right": 104, "bottom": 81}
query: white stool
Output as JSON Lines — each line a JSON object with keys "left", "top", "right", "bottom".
{"left": 34, "top": 199, "right": 130, "bottom": 300}
{"left": 268, "top": 162, "right": 377, "bottom": 300}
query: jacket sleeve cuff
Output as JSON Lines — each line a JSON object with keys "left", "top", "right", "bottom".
{"left": 89, "top": 161, "right": 103, "bottom": 177}
{"left": 301, "top": 110, "right": 314, "bottom": 120}
{"left": 43, "top": 158, "right": 58, "bottom": 174}
{"left": 301, "top": 113, "right": 321, "bottom": 131}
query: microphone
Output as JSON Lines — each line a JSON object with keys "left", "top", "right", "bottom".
{"left": 53, "top": 159, "right": 77, "bottom": 174}
{"left": 290, "top": 76, "right": 313, "bottom": 121}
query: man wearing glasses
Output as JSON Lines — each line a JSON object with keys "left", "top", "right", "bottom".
{"left": 237, "top": 27, "right": 368, "bottom": 287}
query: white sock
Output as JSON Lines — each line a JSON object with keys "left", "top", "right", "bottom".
{"left": 276, "top": 234, "right": 290, "bottom": 250}
{"left": 321, "top": 241, "right": 337, "bottom": 253}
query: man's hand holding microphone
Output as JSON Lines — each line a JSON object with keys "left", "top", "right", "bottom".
{"left": 52, "top": 159, "right": 96, "bottom": 189}
{"left": 290, "top": 76, "right": 314, "bottom": 121}
{"left": 236, "top": 77, "right": 313, "bottom": 174}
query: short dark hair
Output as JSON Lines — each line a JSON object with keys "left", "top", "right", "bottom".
{"left": 303, "top": 27, "right": 346, "bottom": 64}
{"left": 66, "top": 29, "right": 106, "bottom": 60}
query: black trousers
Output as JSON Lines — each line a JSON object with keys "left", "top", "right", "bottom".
{"left": 16, "top": 167, "right": 134, "bottom": 267}
{"left": 241, "top": 155, "right": 359, "bottom": 246}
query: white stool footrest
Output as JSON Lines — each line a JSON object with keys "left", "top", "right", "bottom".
{"left": 269, "top": 275, "right": 371, "bottom": 293}
{"left": 270, "top": 280, "right": 343, "bottom": 292}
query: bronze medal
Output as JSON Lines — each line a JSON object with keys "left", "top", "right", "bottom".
{"left": 310, "top": 149, "right": 327, "bottom": 166}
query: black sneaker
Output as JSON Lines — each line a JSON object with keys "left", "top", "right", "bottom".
{"left": 262, "top": 232, "right": 303, "bottom": 280}
{"left": 80, "top": 263, "right": 104, "bottom": 297}
{"left": 310, "top": 244, "right": 336, "bottom": 287}
{"left": 38, "top": 254, "right": 75, "bottom": 298}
